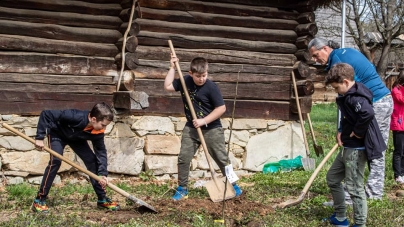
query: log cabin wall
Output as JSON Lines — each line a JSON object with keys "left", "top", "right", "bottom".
{"left": 0, "top": 0, "right": 124, "bottom": 115}
{"left": 129, "top": 0, "right": 317, "bottom": 120}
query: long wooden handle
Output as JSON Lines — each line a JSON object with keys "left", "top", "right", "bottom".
{"left": 291, "top": 71, "right": 310, "bottom": 156}
{"left": 3, "top": 124, "right": 133, "bottom": 201}
{"left": 301, "top": 143, "right": 338, "bottom": 193}
{"left": 306, "top": 113, "right": 317, "bottom": 144}
{"left": 168, "top": 40, "right": 217, "bottom": 177}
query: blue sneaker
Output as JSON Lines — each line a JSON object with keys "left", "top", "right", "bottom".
{"left": 329, "top": 213, "right": 349, "bottom": 227}
{"left": 172, "top": 186, "right": 188, "bottom": 201}
{"left": 233, "top": 184, "right": 242, "bottom": 197}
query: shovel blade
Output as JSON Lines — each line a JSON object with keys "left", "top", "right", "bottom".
{"left": 205, "top": 177, "right": 236, "bottom": 202}
{"left": 128, "top": 195, "right": 157, "bottom": 213}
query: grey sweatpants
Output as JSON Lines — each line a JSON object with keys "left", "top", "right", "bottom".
{"left": 327, "top": 148, "right": 368, "bottom": 226}
{"left": 177, "top": 126, "right": 229, "bottom": 187}
{"left": 365, "top": 94, "right": 393, "bottom": 199}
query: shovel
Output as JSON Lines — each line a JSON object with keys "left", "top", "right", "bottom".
{"left": 277, "top": 143, "right": 339, "bottom": 209}
{"left": 168, "top": 40, "right": 236, "bottom": 202}
{"left": 1, "top": 123, "right": 157, "bottom": 213}
{"left": 307, "top": 113, "right": 324, "bottom": 156}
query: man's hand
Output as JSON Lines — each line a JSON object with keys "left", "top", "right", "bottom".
{"left": 35, "top": 140, "right": 44, "bottom": 151}
{"left": 98, "top": 176, "right": 109, "bottom": 191}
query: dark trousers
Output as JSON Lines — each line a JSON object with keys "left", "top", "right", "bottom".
{"left": 178, "top": 126, "right": 229, "bottom": 187}
{"left": 392, "top": 131, "right": 404, "bottom": 178}
{"left": 36, "top": 133, "right": 105, "bottom": 201}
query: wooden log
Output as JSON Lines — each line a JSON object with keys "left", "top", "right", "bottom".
{"left": 137, "top": 7, "right": 298, "bottom": 30}
{"left": 138, "top": 31, "right": 297, "bottom": 54}
{"left": 133, "top": 67, "right": 292, "bottom": 82}
{"left": 295, "top": 23, "right": 318, "bottom": 36}
{"left": 0, "top": 19, "right": 122, "bottom": 44}
{"left": 0, "top": 91, "right": 113, "bottom": 115}
{"left": 290, "top": 96, "right": 312, "bottom": 114}
{"left": 0, "top": 0, "right": 122, "bottom": 16}
{"left": 134, "top": 79, "right": 291, "bottom": 101}
{"left": 119, "top": 7, "right": 140, "bottom": 22}
{"left": 137, "top": 59, "right": 293, "bottom": 75}
{"left": 119, "top": 21, "right": 141, "bottom": 36}
{"left": 136, "top": 0, "right": 298, "bottom": 20}
{"left": 297, "top": 12, "right": 315, "bottom": 24}
{"left": 131, "top": 96, "right": 299, "bottom": 120}
{"left": 295, "top": 49, "right": 315, "bottom": 64}
{"left": 0, "top": 52, "right": 117, "bottom": 77}
{"left": 293, "top": 61, "right": 311, "bottom": 79}
{"left": 115, "top": 36, "right": 138, "bottom": 52}
{"left": 194, "top": 0, "right": 313, "bottom": 13}
{"left": 0, "top": 82, "right": 115, "bottom": 94}
{"left": 0, "top": 34, "right": 119, "bottom": 58}
{"left": 115, "top": 53, "right": 139, "bottom": 70}
{"left": 113, "top": 91, "right": 149, "bottom": 110}
{"left": 0, "top": 6, "right": 122, "bottom": 30}
{"left": 135, "top": 46, "right": 296, "bottom": 66}
{"left": 295, "top": 80, "right": 314, "bottom": 96}
{"left": 0, "top": 73, "right": 114, "bottom": 85}
{"left": 116, "top": 71, "right": 135, "bottom": 91}
{"left": 137, "top": 18, "right": 297, "bottom": 43}
{"left": 296, "top": 35, "right": 314, "bottom": 49}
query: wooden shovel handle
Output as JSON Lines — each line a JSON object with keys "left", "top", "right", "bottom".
{"left": 168, "top": 40, "right": 217, "bottom": 177}
{"left": 291, "top": 71, "right": 310, "bottom": 156}
{"left": 306, "top": 113, "right": 317, "bottom": 144}
{"left": 0, "top": 123, "right": 148, "bottom": 207}
{"left": 301, "top": 143, "right": 338, "bottom": 194}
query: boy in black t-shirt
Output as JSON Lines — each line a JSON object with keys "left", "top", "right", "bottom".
{"left": 164, "top": 56, "right": 242, "bottom": 201}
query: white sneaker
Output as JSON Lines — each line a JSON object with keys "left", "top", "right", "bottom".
{"left": 322, "top": 200, "right": 353, "bottom": 207}
{"left": 395, "top": 176, "right": 404, "bottom": 184}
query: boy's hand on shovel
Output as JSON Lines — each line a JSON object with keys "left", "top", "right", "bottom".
{"left": 35, "top": 140, "right": 44, "bottom": 151}
{"left": 98, "top": 176, "right": 109, "bottom": 191}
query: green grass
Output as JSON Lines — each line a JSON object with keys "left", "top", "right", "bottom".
{"left": 0, "top": 102, "right": 403, "bottom": 226}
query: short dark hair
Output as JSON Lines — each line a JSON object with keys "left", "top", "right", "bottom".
{"left": 89, "top": 102, "right": 114, "bottom": 121}
{"left": 190, "top": 57, "right": 208, "bottom": 74}
{"left": 325, "top": 63, "right": 355, "bottom": 86}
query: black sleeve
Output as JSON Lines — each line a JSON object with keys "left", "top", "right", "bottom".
{"left": 91, "top": 137, "right": 108, "bottom": 177}
{"left": 351, "top": 97, "right": 375, "bottom": 137}
{"left": 35, "top": 110, "right": 62, "bottom": 140}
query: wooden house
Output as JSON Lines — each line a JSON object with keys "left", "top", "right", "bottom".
{"left": 0, "top": 0, "right": 337, "bottom": 120}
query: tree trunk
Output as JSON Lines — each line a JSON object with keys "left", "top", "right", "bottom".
{"left": 137, "top": 7, "right": 298, "bottom": 30}
{"left": 135, "top": 46, "right": 296, "bottom": 66}
{"left": 115, "top": 53, "right": 139, "bottom": 70}
{"left": 295, "top": 23, "right": 318, "bottom": 36}
{"left": 0, "top": 6, "right": 122, "bottom": 30}
{"left": 0, "top": 34, "right": 118, "bottom": 57}
{"left": 0, "top": 52, "right": 117, "bottom": 76}
{"left": 136, "top": 0, "right": 298, "bottom": 20}
{"left": 137, "top": 59, "right": 292, "bottom": 75}
{"left": 293, "top": 61, "right": 311, "bottom": 79}
{"left": 134, "top": 79, "right": 291, "bottom": 101}
{"left": 119, "top": 21, "right": 140, "bottom": 36}
{"left": 138, "top": 31, "right": 297, "bottom": 54}
{"left": 0, "top": 19, "right": 122, "bottom": 44}
{"left": 295, "top": 49, "right": 315, "bottom": 64}
{"left": 116, "top": 36, "right": 138, "bottom": 52}
{"left": 0, "top": 0, "right": 121, "bottom": 16}
{"left": 137, "top": 18, "right": 297, "bottom": 43}
{"left": 295, "top": 35, "right": 313, "bottom": 49}
{"left": 297, "top": 12, "right": 315, "bottom": 24}
{"left": 133, "top": 67, "right": 292, "bottom": 82}
{"left": 0, "top": 73, "right": 114, "bottom": 85}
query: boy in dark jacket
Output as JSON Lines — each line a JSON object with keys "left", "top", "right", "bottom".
{"left": 325, "top": 63, "right": 386, "bottom": 227}
{"left": 32, "top": 102, "right": 119, "bottom": 213}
